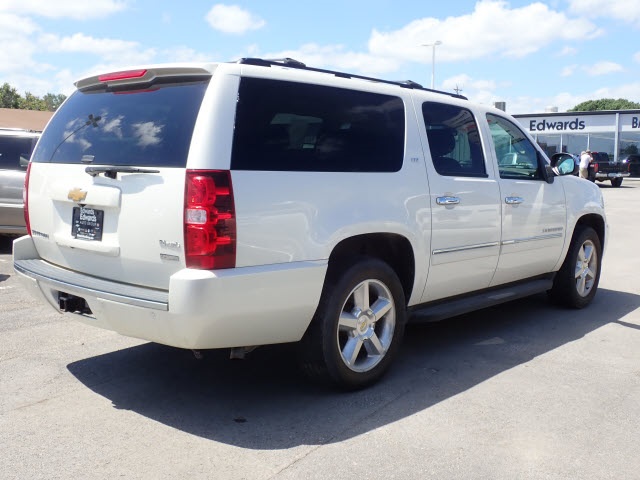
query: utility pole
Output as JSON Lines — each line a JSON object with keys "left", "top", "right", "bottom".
{"left": 421, "top": 41, "right": 442, "bottom": 89}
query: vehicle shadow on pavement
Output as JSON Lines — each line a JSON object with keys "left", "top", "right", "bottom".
{"left": 67, "top": 288, "right": 639, "bottom": 449}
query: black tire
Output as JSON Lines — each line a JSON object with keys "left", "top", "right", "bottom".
{"left": 611, "top": 177, "right": 623, "bottom": 188}
{"left": 549, "top": 226, "right": 602, "bottom": 308}
{"left": 299, "top": 257, "right": 407, "bottom": 390}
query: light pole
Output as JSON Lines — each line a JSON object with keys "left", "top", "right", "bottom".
{"left": 422, "top": 41, "right": 442, "bottom": 89}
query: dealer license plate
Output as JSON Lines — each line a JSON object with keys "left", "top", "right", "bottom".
{"left": 71, "top": 206, "right": 104, "bottom": 241}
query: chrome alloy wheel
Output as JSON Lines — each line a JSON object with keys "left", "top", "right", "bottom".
{"left": 574, "top": 239, "right": 598, "bottom": 297}
{"left": 336, "top": 279, "right": 396, "bottom": 373}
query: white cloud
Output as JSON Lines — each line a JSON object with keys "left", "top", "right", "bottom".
{"left": 368, "top": 0, "right": 602, "bottom": 63}
{"left": 441, "top": 74, "right": 497, "bottom": 94}
{"left": 568, "top": 0, "right": 640, "bottom": 24}
{"left": 161, "top": 47, "right": 213, "bottom": 63}
{"left": 587, "top": 61, "right": 624, "bottom": 76}
{"left": 132, "top": 122, "right": 163, "bottom": 147}
{"left": 557, "top": 46, "right": 578, "bottom": 57}
{"left": 257, "top": 43, "right": 401, "bottom": 77}
{"left": 438, "top": 73, "right": 509, "bottom": 108}
{"left": 205, "top": 4, "right": 265, "bottom": 35}
{"left": 561, "top": 65, "right": 578, "bottom": 77}
{"left": 0, "top": 13, "right": 38, "bottom": 73}
{"left": 0, "top": 0, "right": 128, "bottom": 19}
{"left": 487, "top": 81, "right": 640, "bottom": 115}
{"left": 39, "top": 32, "right": 156, "bottom": 65}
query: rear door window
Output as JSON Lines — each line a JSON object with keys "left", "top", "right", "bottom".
{"left": 0, "top": 135, "right": 37, "bottom": 170}
{"left": 231, "top": 78, "right": 405, "bottom": 172}
{"left": 422, "top": 102, "right": 486, "bottom": 177}
{"left": 31, "top": 80, "right": 209, "bottom": 167}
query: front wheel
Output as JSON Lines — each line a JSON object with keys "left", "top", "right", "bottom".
{"left": 611, "top": 177, "right": 623, "bottom": 187}
{"left": 549, "top": 226, "right": 602, "bottom": 308}
{"left": 300, "top": 257, "right": 407, "bottom": 390}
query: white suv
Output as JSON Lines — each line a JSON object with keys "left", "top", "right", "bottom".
{"left": 14, "top": 58, "right": 607, "bottom": 389}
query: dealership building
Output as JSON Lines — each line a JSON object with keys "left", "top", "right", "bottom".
{"left": 513, "top": 110, "right": 640, "bottom": 163}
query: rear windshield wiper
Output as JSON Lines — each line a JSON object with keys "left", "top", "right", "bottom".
{"left": 85, "top": 166, "right": 160, "bottom": 179}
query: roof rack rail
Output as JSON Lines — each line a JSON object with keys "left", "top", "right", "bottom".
{"left": 236, "top": 57, "right": 467, "bottom": 100}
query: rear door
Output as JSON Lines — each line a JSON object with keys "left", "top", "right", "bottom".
{"left": 417, "top": 100, "right": 502, "bottom": 302}
{"left": 27, "top": 67, "right": 212, "bottom": 290}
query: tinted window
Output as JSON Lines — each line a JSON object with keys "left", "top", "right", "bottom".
{"left": 487, "top": 114, "right": 542, "bottom": 180}
{"left": 231, "top": 78, "right": 405, "bottom": 172}
{"left": 31, "top": 81, "right": 209, "bottom": 167}
{"left": 422, "top": 102, "right": 486, "bottom": 177}
{"left": 0, "top": 135, "right": 37, "bottom": 170}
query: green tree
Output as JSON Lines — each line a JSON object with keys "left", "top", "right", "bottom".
{"left": 42, "top": 93, "right": 66, "bottom": 111}
{"left": 18, "top": 92, "right": 47, "bottom": 111}
{"left": 568, "top": 98, "right": 640, "bottom": 111}
{"left": 0, "top": 83, "right": 22, "bottom": 108}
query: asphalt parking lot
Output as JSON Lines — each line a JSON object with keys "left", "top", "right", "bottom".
{"left": 1, "top": 179, "right": 639, "bottom": 480}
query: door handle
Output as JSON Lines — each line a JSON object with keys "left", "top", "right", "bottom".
{"left": 505, "top": 196, "right": 524, "bottom": 205}
{"left": 436, "top": 196, "right": 460, "bottom": 205}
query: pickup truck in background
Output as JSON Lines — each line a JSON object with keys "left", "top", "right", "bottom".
{"left": 588, "top": 151, "right": 630, "bottom": 187}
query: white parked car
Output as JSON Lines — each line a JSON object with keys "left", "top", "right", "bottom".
{"left": 14, "top": 58, "right": 607, "bottom": 389}
{"left": 0, "top": 127, "right": 40, "bottom": 235}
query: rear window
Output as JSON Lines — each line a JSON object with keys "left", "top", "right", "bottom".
{"left": 231, "top": 78, "right": 405, "bottom": 172}
{"left": 31, "top": 80, "right": 209, "bottom": 167}
{"left": 0, "top": 135, "right": 37, "bottom": 170}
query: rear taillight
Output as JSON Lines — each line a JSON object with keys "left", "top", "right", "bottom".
{"left": 184, "top": 170, "right": 236, "bottom": 269}
{"left": 23, "top": 162, "right": 32, "bottom": 236}
{"left": 592, "top": 163, "right": 599, "bottom": 173}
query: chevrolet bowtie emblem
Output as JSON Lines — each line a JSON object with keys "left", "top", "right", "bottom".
{"left": 67, "top": 188, "right": 88, "bottom": 202}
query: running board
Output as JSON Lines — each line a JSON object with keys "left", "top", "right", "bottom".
{"left": 409, "top": 278, "right": 554, "bottom": 323}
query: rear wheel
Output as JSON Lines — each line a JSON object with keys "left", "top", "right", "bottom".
{"left": 549, "top": 226, "right": 601, "bottom": 308}
{"left": 611, "top": 177, "right": 623, "bottom": 187}
{"left": 300, "top": 257, "right": 406, "bottom": 390}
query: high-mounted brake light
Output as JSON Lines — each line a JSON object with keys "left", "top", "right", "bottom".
{"left": 184, "top": 170, "right": 236, "bottom": 269}
{"left": 98, "top": 69, "right": 147, "bottom": 82}
{"left": 23, "top": 162, "right": 32, "bottom": 236}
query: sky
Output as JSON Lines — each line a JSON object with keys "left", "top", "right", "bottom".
{"left": 1, "top": 0, "right": 639, "bottom": 114}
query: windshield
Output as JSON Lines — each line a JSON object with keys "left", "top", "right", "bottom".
{"left": 32, "top": 80, "right": 209, "bottom": 167}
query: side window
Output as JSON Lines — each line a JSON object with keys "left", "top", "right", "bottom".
{"left": 422, "top": 102, "right": 486, "bottom": 177}
{"left": 0, "top": 135, "right": 36, "bottom": 170}
{"left": 231, "top": 78, "right": 405, "bottom": 172}
{"left": 487, "top": 114, "right": 542, "bottom": 180}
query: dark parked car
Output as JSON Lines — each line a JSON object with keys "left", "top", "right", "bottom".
{"left": 0, "top": 128, "right": 40, "bottom": 235}
{"left": 588, "top": 151, "right": 630, "bottom": 187}
{"left": 622, "top": 154, "right": 640, "bottom": 177}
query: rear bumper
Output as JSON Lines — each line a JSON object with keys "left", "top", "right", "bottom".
{"left": 13, "top": 236, "right": 327, "bottom": 349}
{"left": 594, "top": 171, "right": 630, "bottom": 179}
